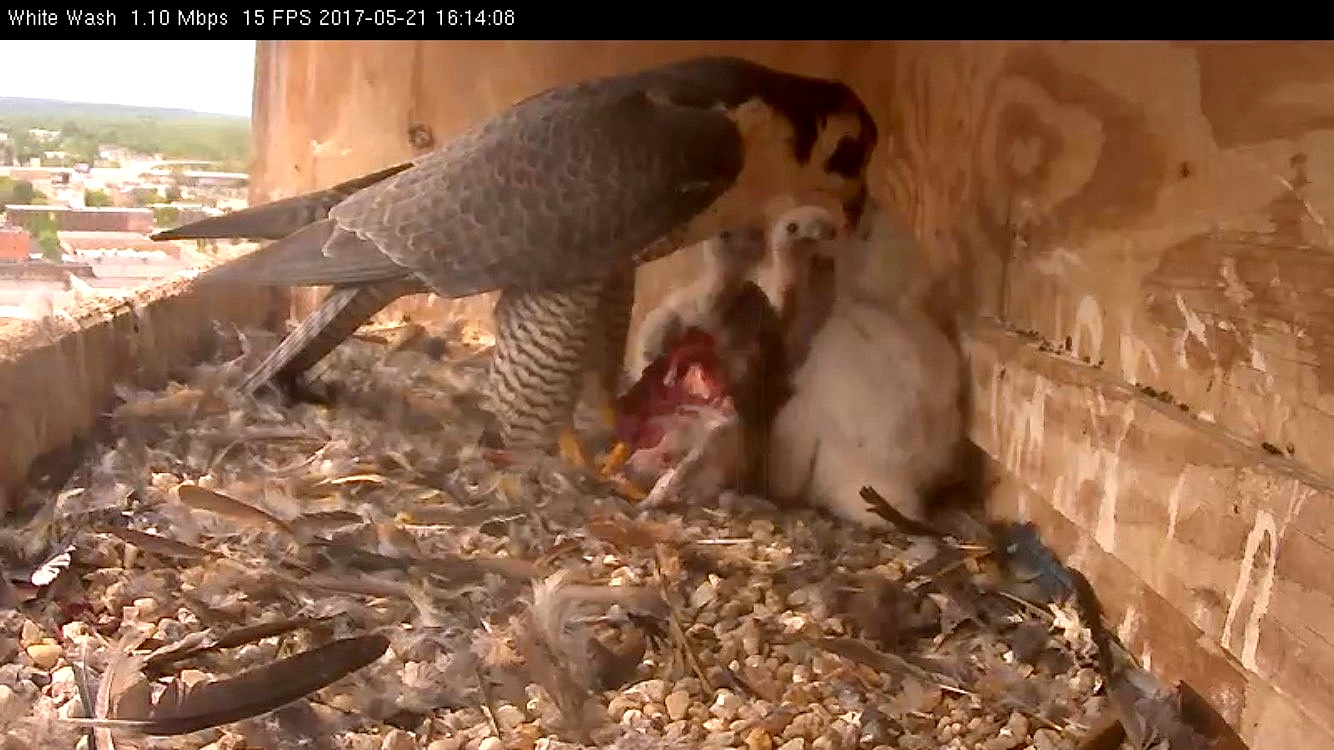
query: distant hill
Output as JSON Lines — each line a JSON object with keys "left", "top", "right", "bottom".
{"left": 0, "top": 97, "right": 250, "bottom": 171}
{"left": 0, "top": 97, "right": 247, "bottom": 122}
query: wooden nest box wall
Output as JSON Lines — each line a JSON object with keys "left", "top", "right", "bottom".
{"left": 246, "top": 40, "right": 1334, "bottom": 748}
{"left": 2, "top": 40, "right": 1333, "bottom": 748}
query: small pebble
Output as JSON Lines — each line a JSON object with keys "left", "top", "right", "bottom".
{"left": 427, "top": 737, "right": 463, "bottom": 750}
{"left": 607, "top": 695, "right": 637, "bottom": 720}
{"left": 629, "top": 678, "right": 666, "bottom": 703}
{"left": 345, "top": 736, "right": 381, "bottom": 750}
{"left": 704, "top": 731, "right": 736, "bottom": 747}
{"left": 777, "top": 739, "right": 805, "bottom": 750}
{"left": 381, "top": 730, "right": 416, "bottom": 750}
{"left": 620, "top": 708, "right": 644, "bottom": 726}
{"left": 899, "top": 734, "right": 933, "bottom": 750}
{"left": 1032, "top": 729, "right": 1061, "bottom": 750}
{"left": 0, "top": 684, "right": 23, "bottom": 721}
{"left": 19, "top": 621, "right": 42, "bottom": 647}
{"left": 1004, "top": 712, "right": 1029, "bottom": 741}
{"left": 48, "top": 665, "right": 78, "bottom": 702}
{"left": 59, "top": 622, "right": 90, "bottom": 642}
{"left": 665, "top": 690, "right": 691, "bottom": 721}
{"left": 493, "top": 703, "right": 525, "bottom": 730}
{"left": 476, "top": 737, "right": 503, "bottom": 750}
{"left": 25, "top": 643, "right": 61, "bottom": 670}
{"left": 746, "top": 728, "right": 774, "bottom": 750}
{"left": 712, "top": 689, "right": 743, "bottom": 720}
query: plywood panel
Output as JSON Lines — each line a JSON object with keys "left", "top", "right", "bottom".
{"left": 880, "top": 41, "right": 1334, "bottom": 486}
{"left": 967, "top": 319, "right": 1334, "bottom": 746}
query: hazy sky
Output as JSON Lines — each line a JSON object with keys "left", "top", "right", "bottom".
{"left": 0, "top": 40, "right": 256, "bottom": 117}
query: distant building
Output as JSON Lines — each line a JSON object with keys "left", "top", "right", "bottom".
{"left": 0, "top": 225, "right": 32, "bottom": 261}
{"left": 4, "top": 205, "right": 154, "bottom": 233}
{"left": 58, "top": 231, "right": 184, "bottom": 260}
{"left": 142, "top": 169, "right": 249, "bottom": 189}
{"left": 0, "top": 166, "right": 71, "bottom": 182}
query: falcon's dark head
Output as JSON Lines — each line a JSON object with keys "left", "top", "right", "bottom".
{"left": 647, "top": 57, "right": 879, "bottom": 230}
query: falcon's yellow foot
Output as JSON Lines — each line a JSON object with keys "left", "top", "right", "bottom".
{"left": 612, "top": 476, "right": 649, "bottom": 502}
{"left": 598, "top": 403, "right": 619, "bottom": 432}
{"left": 598, "top": 441, "right": 631, "bottom": 480}
{"left": 557, "top": 429, "right": 591, "bottom": 470}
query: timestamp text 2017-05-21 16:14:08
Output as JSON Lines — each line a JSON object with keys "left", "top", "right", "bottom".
{"left": 231, "top": 9, "right": 517, "bottom": 28}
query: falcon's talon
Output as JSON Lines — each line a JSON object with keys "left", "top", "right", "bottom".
{"left": 598, "top": 441, "right": 631, "bottom": 479}
{"left": 557, "top": 429, "right": 591, "bottom": 469}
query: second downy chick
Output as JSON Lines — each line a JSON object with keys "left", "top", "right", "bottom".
{"left": 626, "top": 227, "right": 770, "bottom": 381}
{"left": 766, "top": 203, "right": 964, "bottom": 528}
{"left": 606, "top": 226, "right": 787, "bottom": 500}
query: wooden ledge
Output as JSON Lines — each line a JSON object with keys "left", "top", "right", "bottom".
{"left": 0, "top": 274, "right": 284, "bottom": 512}
{"left": 964, "top": 317, "right": 1334, "bottom": 747}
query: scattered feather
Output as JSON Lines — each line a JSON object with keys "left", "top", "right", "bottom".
{"left": 174, "top": 483, "right": 295, "bottom": 535}
{"left": 63, "top": 634, "right": 389, "bottom": 736}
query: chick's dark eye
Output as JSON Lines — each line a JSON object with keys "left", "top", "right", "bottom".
{"left": 786, "top": 222, "right": 798, "bottom": 235}
{"left": 720, "top": 230, "right": 732, "bottom": 241}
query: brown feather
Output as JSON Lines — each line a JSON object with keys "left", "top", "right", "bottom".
{"left": 65, "top": 635, "right": 389, "bottom": 736}
{"left": 175, "top": 484, "right": 294, "bottom": 535}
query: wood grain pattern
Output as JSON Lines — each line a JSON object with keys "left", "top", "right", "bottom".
{"left": 879, "top": 41, "right": 1334, "bottom": 484}
{"left": 968, "top": 320, "right": 1334, "bottom": 746}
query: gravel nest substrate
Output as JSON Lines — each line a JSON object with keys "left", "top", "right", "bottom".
{"left": 0, "top": 322, "right": 1119, "bottom": 750}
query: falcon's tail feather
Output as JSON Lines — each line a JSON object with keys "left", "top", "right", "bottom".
{"left": 239, "top": 279, "right": 422, "bottom": 395}
{"left": 151, "top": 161, "right": 414, "bottom": 241}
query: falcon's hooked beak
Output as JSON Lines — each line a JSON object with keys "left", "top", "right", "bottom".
{"left": 842, "top": 182, "right": 869, "bottom": 231}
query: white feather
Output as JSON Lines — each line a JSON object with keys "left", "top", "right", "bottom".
{"left": 768, "top": 203, "right": 963, "bottom": 527}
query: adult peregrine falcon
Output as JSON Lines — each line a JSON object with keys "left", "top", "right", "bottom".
{"left": 154, "top": 55, "right": 878, "bottom": 467}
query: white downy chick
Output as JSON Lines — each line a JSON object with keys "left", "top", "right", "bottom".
{"left": 626, "top": 227, "right": 769, "bottom": 382}
{"left": 610, "top": 225, "right": 787, "bottom": 504}
{"left": 766, "top": 202, "right": 963, "bottom": 528}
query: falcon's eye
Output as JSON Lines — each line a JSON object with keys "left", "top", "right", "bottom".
{"left": 785, "top": 222, "right": 798, "bottom": 235}
{"left": 720, "top": 230, "right": 732, "bottom": 241}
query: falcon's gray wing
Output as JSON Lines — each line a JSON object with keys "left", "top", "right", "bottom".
{"left": 199, "top": 83, "right": 746, "bottom": 297}
{"left": 153, "top": 161, "right": 414, "bottom": 241}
